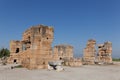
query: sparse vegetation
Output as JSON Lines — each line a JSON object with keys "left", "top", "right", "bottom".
{"left": 0, "top": 48, "right": 10, "bottom": 65}
{"left": 0, "top": 48, "right": 10, "bottom": 58}
{"left": 112, "top": 58, "right": 120, "bottom": 61}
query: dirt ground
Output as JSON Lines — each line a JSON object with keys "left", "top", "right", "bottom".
{"left": 0, "top": 62, "right": 120, "bottom": 80}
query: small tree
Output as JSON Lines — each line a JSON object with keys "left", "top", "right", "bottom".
{"left": 0, "top": 48, "right": 10, "bottom": 65}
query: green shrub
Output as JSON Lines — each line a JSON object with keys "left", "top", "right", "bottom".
{"left": 0, "top": 48, "right": 10, "bottom": 58}
{"left": 112, "top": 58, "right": 120, "bottom": 61}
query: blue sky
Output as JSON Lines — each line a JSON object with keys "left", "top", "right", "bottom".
{"left": 0, "top": 0, "right": 120, "bottom": 58}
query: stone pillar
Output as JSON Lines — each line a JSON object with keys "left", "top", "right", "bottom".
{"left": 83, "top": 39, "right": 96, "bottom": 64}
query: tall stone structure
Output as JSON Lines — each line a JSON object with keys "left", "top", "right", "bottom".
{"left": 83, "top": 39, "right": 96, "bottom": 64}
{"left": 8, "top": 25, "right": 54, "bottom": 69}
{"left": 8, "top": 40, "right": 22, "bottom": 64}
{"left": 8, "top": 25, "right": 82, "bottom": 69}
{"left": 98, "top": 41, "right": 112, "bottom": 64}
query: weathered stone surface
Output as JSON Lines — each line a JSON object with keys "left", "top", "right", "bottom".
{"left": 8, "top": 25, "right": 54, "bottom": 69}
{"left": 97, "top": 41, "right": 112, "bottom": 64}
{"left": 8, "top": 25, "right": 82, "bottom": 69}
{"left": 53, "top": 44, "right": 73, "bottom": 60}
{"left": 67, "top": 58, "right": 82, "bottom": 67}
{"left": 53, "top": 45, "right": 82, "bottom": 66}
{"left": 83, "top": 39, "right": 113, "bottom": 65}
{"left": 83, "top": 39, "right": 96, "bottom": 64}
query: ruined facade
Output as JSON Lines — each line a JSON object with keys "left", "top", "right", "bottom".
{"left": 8, "top": 24, "right": 112, "bottom": 68}
{"left": 64, "top": 58, "right": 82, "bottom": 67}
{"left": 8, "top": 25, "right": 54, "bottom": 69}
{"left": 53, "top": 45, "right": 73, "bottom": 60}
{"left": 83, "top": 39, "right": 96, "bottom": 64}
{"left": 53, "top": 45, "right": 82, "bottom": 66}
{"left": 97, "top": 41, "right": 112, "bottom": 64}
{"left": 83, "top": 39, "right": 113, "bottom": 65}
{"left": 8, "top": 25, "right": 82, "bottom": 69}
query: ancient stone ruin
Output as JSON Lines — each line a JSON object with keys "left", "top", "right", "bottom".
{"left": 7, "top": 24, "right": 112, "bottom": 69}
{"left": 8, "top": 25, "right": 82, "bottom": 69}
{"left": 97, "top": 41, "right": 112, "bottom": 64}
{"left": 53, "top": 44, "right": 73, "bottom": 60}
{"left": 83, "top": 39, "right": 96, "bottom": 64}
{"left": 83, "top": 39, "right": 112, "bottom": 65}
{"left": 53, "top": 44, "right": 82, "bottom": 66}
{"left": 8, "top": 25, "right": 54, "bottom": 69}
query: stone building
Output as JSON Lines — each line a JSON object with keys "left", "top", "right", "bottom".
{"left": 83, "top": 39, "right": 96, "bottom": 64}
{"left": 8, "top": 25, "right": 54, "bottom": 69}
{"left": 97, "top": 41, "right": 112, "bottom": 64}
{"left": 8, "top": 25, "right": 82, "bottom": 69}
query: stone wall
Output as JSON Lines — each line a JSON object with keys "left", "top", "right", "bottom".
{"left": 98, "top": 41, "right": 112, "bottom": 64}
{"left": 7, "top": 40, "right": 22, "bottom": 64}
{"left": 8, "top": 25, "right": 82, "bottom": 69}
{"left": 53, "top": 45, "right": 82, "bottom": 66}
{"left": 83, "top": 39, "right": 96, "bottom": 64}
{"left": 83, "top": 40, "right": 113, "bottom": 65}
{"left": 64, "top": 58, "right": 82, "bottom": 67}
{"left": 53, "top": 44, "right": 73, "bottom": 60}
{"left": 8, "top": 25, "right": 54, "bottom": 69}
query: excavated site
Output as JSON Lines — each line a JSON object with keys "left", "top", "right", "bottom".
{"left": 7, "top": 24, "right": 113, "bottom": 70}
{"left": 0, "top": 24, "right": 120, "bottom": 80}
{"left": 7, "top": 25, "right": 82, "bottom": 70}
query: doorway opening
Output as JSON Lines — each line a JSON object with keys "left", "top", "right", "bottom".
{"left": 13, "top": 59, "right": 17, "bottom": 63}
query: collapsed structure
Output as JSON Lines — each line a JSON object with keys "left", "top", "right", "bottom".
{"left": 53, "top": 45, "right": 82, "bottom": 67}
{"left": 7, "top": 24, "right": 112, "bottom": 68}
{"left": 97, "top": 41, "right": 112, "bottom": 64}
{"left": 8, "top": 25, "right": 54, "bottom": 69}
{"left": 8, "top": 25, "right": 82, "bottom": 69}
{"left": 83, "top": 40, "right": 112, "bottom": 64}
{"left": 53, "top": 44, "right": 73, "bottom": 60}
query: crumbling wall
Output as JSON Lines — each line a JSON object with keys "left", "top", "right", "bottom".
{"left": 22, "top": 25, "right": 54, "bottom": 69}
{"left": 64, "top": 58, "right": 82, "bottom": 67}
{"left": 83, "top": 39, "right": 96, "bottom": 64}
{"left": 8, "top": 24, "right": 82, "bottom": 69}
{"left": 53, "top": 45, "right": 82, "bottom": 67}
{"left": 53, "top": 44, "right": 73, "bottom": 60}
{"left": 7, "top": 40, "right": 22, "bottom": 64}
{"left": 98, "top": 41, "right": 112, "bottom": 64}
{"left": 8, "top": 25, "right": 54, "bottom": 69}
